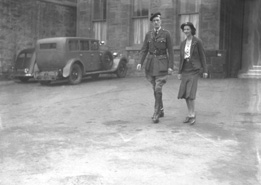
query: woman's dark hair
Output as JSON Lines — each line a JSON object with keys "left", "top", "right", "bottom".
{"left": 180, "top": 22, "right": 196, "bottom": 36}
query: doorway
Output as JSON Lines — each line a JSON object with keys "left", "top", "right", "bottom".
{"left": 219, "top": 0, "right": 245, "bottom": 78}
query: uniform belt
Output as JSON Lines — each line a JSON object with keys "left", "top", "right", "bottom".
{"left": 184, "top": 58, "right": 190, "bottom": 62}
{"left": 149, "top": 53, "right": 167, "bottom": 56}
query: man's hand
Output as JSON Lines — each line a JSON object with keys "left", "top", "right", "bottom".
{"left": 178, "top": 74, "right": 181, "bottom": 80}
{"left": 168, "top": 68, "right": 173, "bottom": 75}
{"left": 203, "top": 73, "right": 208, "bottom": 79}
{"left": 137, "top": 64, "right": 141, "bottom": 71}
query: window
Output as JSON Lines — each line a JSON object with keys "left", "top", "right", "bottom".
{"left": 90, "top": 41, "right": 99, "bottom": 50}
{"left": 179, "top": 0, "right": 200, "bottom": 42}
{"left": 80, "top": 40, "right": 89, "bottom": 51}
{"left": 40, "top": 43, "right": 57, "bottom": 49}
{"left": 132, "top": 0, "right": 149, "bottom": 45}
{"left": 93, "top": 0, "right": 107, "bottom": 42}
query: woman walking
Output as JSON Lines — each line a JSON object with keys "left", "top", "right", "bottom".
{"left": 177, "top": 22, "right": 208, "bottom": 125}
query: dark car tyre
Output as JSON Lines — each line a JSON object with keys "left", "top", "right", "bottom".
{"left": 19, "top": 77, "right": 30, "bottom": 82}
{"left": 102, "top": 51, "right": 113, "bottom": 70}
{"left": 116, "top": 61, "right": 127, "bottom": 78}
{"left": 68, "top": 63, "right": 82, "bottom": 85}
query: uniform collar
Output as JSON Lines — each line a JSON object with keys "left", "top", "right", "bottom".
{"left": 154, "top": 27, "right": 161, "bottom": 32}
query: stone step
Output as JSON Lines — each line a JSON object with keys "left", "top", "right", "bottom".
{"left": 248, "top": 69, "right": 261, "bottom": 73}
{"left": 253, "top": 65, "right": 261, "bottom": 70}
{"left": 238, "top": 72, "right": 261, "bottom": 79}
{"left": 238, "top": 65, "right": 261, "bottom": 78}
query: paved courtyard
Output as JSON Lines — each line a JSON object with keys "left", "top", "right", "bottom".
{"left": 0, "top": 76, "right": 260, "bottom": 185}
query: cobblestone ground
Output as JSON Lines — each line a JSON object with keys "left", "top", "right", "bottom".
{"left": 0, "top": 76, "right": 260, "bottom": 185}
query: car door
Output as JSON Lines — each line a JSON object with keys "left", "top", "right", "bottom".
{"left": 90, "top": 40, "right": 101, "bottom": 71}
{"left": 79, "top": 39, "right": 91, "bottom": 72}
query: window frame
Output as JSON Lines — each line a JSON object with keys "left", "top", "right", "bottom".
{"left": 92, "top": 0, "right": 107, "bottom": 42}
{"left": 92, "top": 0, "right": 107, "bottom": 22}
{"left": 131, "top": 0, "right": 150, "bottom": 46}
{"left": 176, "top": 0, "right": 201, "bottom": 46}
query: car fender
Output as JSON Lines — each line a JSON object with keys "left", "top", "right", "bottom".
{"left": 112, "top": 57, "right": 128, "bottom": 71}
{"left": 63, "top": 59, "right": 83, "bottom": 78}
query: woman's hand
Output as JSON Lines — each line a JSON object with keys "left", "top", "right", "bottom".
{"left": 178, "top": 74, "right": 181, "bottom": 80}
{"left": 203, "top": 73, "right": 208, "bottom": 79}
{"left": 136, "top": 64, "right": 141, "bottom": 71}
{"left": 168, "top": 68, "right": 173, "bottom": 75}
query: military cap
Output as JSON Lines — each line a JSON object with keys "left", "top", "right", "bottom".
{"left": 150, "top": 12, "right": 161, "bottom": 21}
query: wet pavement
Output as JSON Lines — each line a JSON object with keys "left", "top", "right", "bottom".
{"left": 0, "top": 76, "right": 261, "bottom": 185}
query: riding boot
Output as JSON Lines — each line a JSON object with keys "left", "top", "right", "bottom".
{"left": 152, "top": 92, "right": 161, "bottom": 123}
{"left": 152, "top": 91, "right": 157, "bottom": 119}
{"left": 159, "top": 94, "right": 164, "bottom": 118}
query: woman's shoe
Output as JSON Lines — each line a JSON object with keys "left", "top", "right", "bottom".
{"left": 189, "top": 115, "right": 196, "bottom": 125}
{"left": 183, "top": 116, "right": 191, "bottom": 123}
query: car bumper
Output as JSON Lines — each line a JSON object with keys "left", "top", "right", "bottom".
{"left": 34, "top": 71, "right": 60, "bottom": 81}
{"left": 13, "top": 71, "right": 34, "bottom": 78}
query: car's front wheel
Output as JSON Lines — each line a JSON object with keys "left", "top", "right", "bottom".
{"left": 116, "top": 61, "right": 127, "bottom": 78}
{"left": 68, "top": 63, "right": 82, "bottom": 85}
{"left": 19, "top": 77, "right": 30, "bottom": 82}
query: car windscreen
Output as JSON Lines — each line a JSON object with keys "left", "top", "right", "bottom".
{"left": 16, "top": 52, "right": 33, "bottom": 68}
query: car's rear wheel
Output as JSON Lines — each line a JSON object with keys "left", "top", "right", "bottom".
{"left": 102, "top": 51, "right": 113, "bottom": 70}
{"left": 40, "top": 81, "right": 51, "bottom": 85}
{"left": 116, "top": 61, "right": 127, "bottom": 78}
{"left": 91, "top": 73, "right": 99, "bottom": 80}
{"left": 68, "top": 63, "right": 82, "bottom": 85}
{"left": 19, "top": 77, "right": 30, "bottom": 82}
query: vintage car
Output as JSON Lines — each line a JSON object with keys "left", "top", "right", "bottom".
{"left": 34, "top": 37, "right": 128, "bottom": 85}
{"left": 13, "top": 48, "right": 38, "bottom": 82}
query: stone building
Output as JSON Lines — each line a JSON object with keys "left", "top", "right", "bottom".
{"left": 0, "top": 0, "right": 77, "bottom": 76}
{"left": 0, "top": 0, "right": 260, "bottom": 78}
{"left": 77, "top": 0, "right": 261, "bottom": 78}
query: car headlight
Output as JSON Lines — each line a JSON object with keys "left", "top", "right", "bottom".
{"left": 24, "top": 68, "right": 29, "bottom": 73}
{"left": 113, "top": 52, "right": 118, "bottom": 58}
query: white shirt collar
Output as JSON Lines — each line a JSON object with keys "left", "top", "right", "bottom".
{"left": 154, "top": 27, "right": 161, "bottom": 32}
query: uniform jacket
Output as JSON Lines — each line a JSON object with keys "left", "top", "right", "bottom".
{"left": 179, "top": 36, "right": 208, "bottom": 74}
{"left": 139, "top": 28, "right": 174, "bottom": 76}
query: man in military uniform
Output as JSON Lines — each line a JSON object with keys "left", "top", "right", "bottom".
{"left": 137, "top": 12, "right": 174, "bottom": 123}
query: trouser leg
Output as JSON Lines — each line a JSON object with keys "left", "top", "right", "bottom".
{"left": 146, "top": 74, "right": 167, "bottom": 123}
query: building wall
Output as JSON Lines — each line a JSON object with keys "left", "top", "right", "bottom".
{"left": 76, "top": 0, "right": 224, "bottom": 77}
{"left": 77, "top": 0, "right": 92, "bottom": 38}
{"left": 0, "top": 0, "right": 77, "bottom": 77}
{"left": 241, "top": 0, "right": 261, "bottom": 72}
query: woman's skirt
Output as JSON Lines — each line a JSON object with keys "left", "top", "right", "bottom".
{"left": 178, "top": 70, "right": 199, "bottom": 100}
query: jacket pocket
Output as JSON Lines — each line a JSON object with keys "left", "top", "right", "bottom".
{"left": 155, "top": 38, "right": 166, "bottom": 49}
{"left": 145, "top": 55, "right": 153, "bottom": 71}
{"left": 158, "top": 55, "right": 168, "bottom": 72}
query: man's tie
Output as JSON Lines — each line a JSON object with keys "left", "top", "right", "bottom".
{"left": 155, "top": 30, "right": 158, "bottom": 37}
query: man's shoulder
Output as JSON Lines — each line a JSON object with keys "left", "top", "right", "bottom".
{"left": 160, "top": 29, "right": 171, "bottom": 36}
{"left": 161, "top": 28, "right": 170, "bottom": 33}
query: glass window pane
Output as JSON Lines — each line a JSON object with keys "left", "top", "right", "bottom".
{"left": 80, "top": 40, "right": 89, "bottom": 50}
{"left": 133, "top": 18, "right": 149, "bottom": 44}
{"left": 40, "top": 43, "right": 57, "bottom": 49}
{"left": 93, "top": 22, "right": 107, "bottom": 42}
{"left": 93, "top": 0, "right": 106, "bottom": 20}
{"left": 91, "top": 41, "right": 99, "bottom": 50}
{"left": 133, "top": 0, "right": 149, "bottom": 17}
{"left": 180, "top": 0, "right": 200, "bottom": 13}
